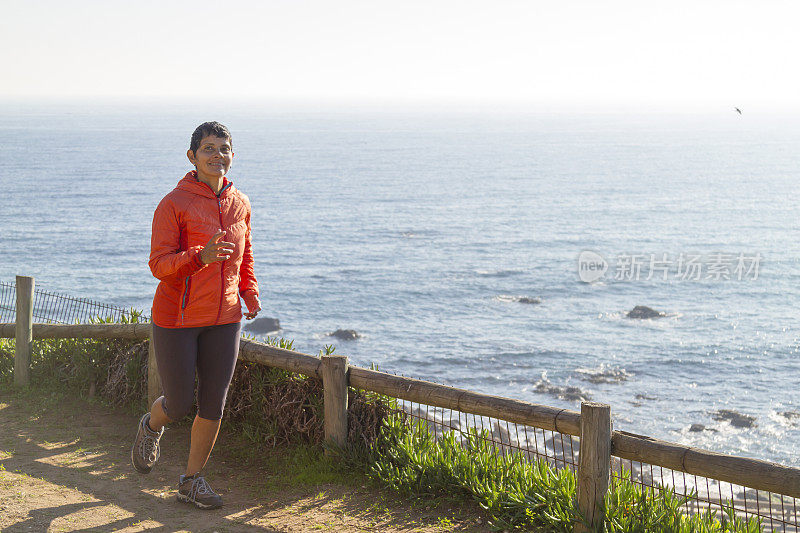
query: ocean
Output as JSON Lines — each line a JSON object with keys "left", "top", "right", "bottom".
{"left": 2, "top": 102, "right": 799, "bottom": 466}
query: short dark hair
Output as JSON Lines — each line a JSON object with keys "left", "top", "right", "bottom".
{"left": 189, "top": 121, "right": 232, "bottom": 154}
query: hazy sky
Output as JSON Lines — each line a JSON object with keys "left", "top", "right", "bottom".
{"left": 3, "top": 0, "right": 798, "bottom": 110}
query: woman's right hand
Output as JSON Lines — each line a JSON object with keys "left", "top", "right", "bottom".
{"left": 200, "top": 230, "right": 235, "bottom": 264}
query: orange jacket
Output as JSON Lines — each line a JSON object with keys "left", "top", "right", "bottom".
{"left": 149, "top": 171, "right": 259, "bottom": 328}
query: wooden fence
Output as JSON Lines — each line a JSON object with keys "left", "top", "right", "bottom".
{"left": 3, "top": 275, "right": 800, "bottom": 531}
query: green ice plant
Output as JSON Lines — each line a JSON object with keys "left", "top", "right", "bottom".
{"left": 364, "top": 412, "right": 578, "bottom": 531}
{"left": 601, "top": 470, "right": 763, "bottom": 532}
{"left": 0, "top": 338, "right": 13, "bottom": 381}
{"left": 359, "top": 412, "right": 765, "bottom": 532}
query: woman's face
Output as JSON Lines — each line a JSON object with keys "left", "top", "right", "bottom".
{"left": 187, "top": 135, "right": 233, "bottom": 181}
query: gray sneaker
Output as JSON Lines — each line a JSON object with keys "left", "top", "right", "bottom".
{"left": 178, "top": 473, "right": 223, "bottom": 509}
{"left": 131, "top": 413, "right": 164, "bottom": 474}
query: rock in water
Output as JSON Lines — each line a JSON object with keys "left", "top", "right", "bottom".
{"left": 244, "top": 317, "right": 281, "bottom": 334}
{"left": 517, "top": 297, "right": 541, "bottom": 304}
{"left": 713, "top": 409, "right": 757, "bottom": 428}
{"left": 626, "top": 306, "right": 666, "bottom": 319}
{"left": 689, "top": 423, "right": 718, "bottom": 433}
{"left": 329, "top": 329, "right": 361, "bottom": 340}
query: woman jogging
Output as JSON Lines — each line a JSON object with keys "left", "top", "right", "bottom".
{"left": 132, "top": 121, "right": 261, "bottom": 510}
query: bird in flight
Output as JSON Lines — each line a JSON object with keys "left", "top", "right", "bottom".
{"left": 735, "top": 107, "right": 742, "bottom": 115}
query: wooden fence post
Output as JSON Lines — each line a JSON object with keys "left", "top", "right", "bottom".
{"left": 14, "top": 276, "right": 34, "bottom": 387}
{"left": 321, "top": 354, "right": 348, "bottom": 455}
{"left": 147, "top": 323, "right": 161, "bottom": 407}
{"left": 575, "top": 401, "right": 612, "bottom": 533}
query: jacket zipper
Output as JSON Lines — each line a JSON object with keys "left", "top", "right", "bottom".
{"left": 213, "top": 189, "right": 230, "bottom": 325}
{"left": 180, "top": 275, "right": 191, "bottom": 325}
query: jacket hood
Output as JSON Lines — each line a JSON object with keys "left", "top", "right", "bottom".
{"left": 175, "top": 170, "right": 234, "bottom": 198}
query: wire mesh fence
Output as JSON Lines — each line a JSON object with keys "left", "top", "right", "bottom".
{"left": 611, "top": 457, "right": 800, "bottom": 532}
{"left": 0, "top": 280, "right": 147, "bottom": 324}
{"left": 386, "top": 394, "right": 799, "bottom": 532}
{"left": 396, "top": 397, "right": 579, "bottom": 474}
{"left": 0, "top": 282, "right": 14, "bottom": 324}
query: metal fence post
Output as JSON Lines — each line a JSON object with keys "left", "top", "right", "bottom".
{"left": 14, "top": 275, "right": 34, "bottom": 387}
{"left": 576, "top": 401, "right": 612, "bottom": 533}
{"left": 321, "top": 354, "right": 349, "bottom": 455}
{"left": 147, "top": 323, "right": 161, "bottom": 407}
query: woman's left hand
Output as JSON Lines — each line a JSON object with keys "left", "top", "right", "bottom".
{"left": 244, "top": 305, "right": 261, "bottom": 320}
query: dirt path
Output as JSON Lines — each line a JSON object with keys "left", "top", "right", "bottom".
{"left": 0, "top": 387, "right": 487, "bottom": 533}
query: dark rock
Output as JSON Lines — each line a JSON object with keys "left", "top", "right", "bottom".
{"left": 689, "top": 423, "right": 718, "bottom": 433}
{"left": 739, "top": 488, "right": 772, "bottom": 503}
{"left": 517, "top": 297, "right": 541, "bottom": 304}
{"left": 712, "top": 409, "right": 757, "bottom": 428}
{"left": 329, "top": 329, "right": 361, "bottom": 341}
{"left": 534, "top": 380, "right": 591, "bottom": 402}
{"left": 626, "top": 306, "right": 666, "bottom": 319}
{"left": 244, "top": 317, "right": 281, "bottom": 334}
{"left": 560, "top": 387, "right": 588, "bottom": 402}
{"left": 635, "top": 393, "right": 657, "bottom": 401}
{"left": 781, "top": 411, "right": 800, "bottom": 420}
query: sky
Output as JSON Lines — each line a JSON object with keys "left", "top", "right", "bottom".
{"left": 2, "top": 0, "right": 799, "bottom": 110}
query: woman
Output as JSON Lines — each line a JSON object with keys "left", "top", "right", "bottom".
{"left": 132, "top": 121, "right": 261, "bottom": 510}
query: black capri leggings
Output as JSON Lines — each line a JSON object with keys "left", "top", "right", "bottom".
{"left": 152, "top": 321, "right": 242, "bottom": 421}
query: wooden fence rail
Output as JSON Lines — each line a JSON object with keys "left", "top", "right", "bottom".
{"left": 5, "top": 276, "right": 800, "bottom": 530}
